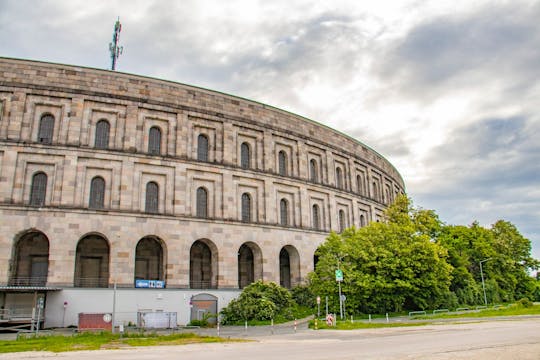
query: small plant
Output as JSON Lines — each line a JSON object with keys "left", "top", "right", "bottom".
{"left": 516, "top": 297, "right": 533, "bottom": 308}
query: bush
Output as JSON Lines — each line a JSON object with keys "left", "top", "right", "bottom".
{"left": 220, "top": 281, "right": 295, "bottom": 324}
{"left": 516, "top": 297, "right": 533, "bottom": 308}
{"left": 291, "top": 285, "right": 315, "bottom": 308}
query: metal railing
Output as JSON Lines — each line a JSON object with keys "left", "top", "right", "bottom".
{"left": 8, "top": 277, "right": 48, "bottom": 287}
{"left": 74, "top": 277, "right": 110, "bottom": 288}
{"left": 189, "top": 280, "right": 217, "bottom": 289}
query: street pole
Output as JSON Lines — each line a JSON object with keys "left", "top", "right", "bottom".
{"left": 479, "top": 258, "right": 492, "bottom": 307}
{"left": 338, "top": 280, "right": 343, "bottom": 320}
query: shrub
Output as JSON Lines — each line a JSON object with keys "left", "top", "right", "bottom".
{"left": 220, "top": 281, "right": 295, "bottom": 324}
{"left": 291, "top": 284, "right": 315, "bottom": 308}
{"left": 516, "top": 297, "right": 533, "bottom": 308}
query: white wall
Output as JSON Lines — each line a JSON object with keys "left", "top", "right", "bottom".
{"left": 44, "top": 288, "right": 241, "bottom": 328}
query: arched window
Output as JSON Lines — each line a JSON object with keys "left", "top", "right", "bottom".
{"left": 148, "top": 126, "right": 161, "bottom": 155}
{"left": 238, "top": 244, "right": 254, "bottom": 288}
{"left": 338, "top": 210, "right": 346, "bottom": 233}
{"left": 312, "top": 204, "right": 320, "bottom": 230}
{"left": 196, "top": 187, "right": 208, "bottom": 218}
{"left": 10, "top": 231, "right": 49, "bottom": 286}
{"left": 241, "top": 193, "right": 251, "bottom": 222}
{"left": 309, "top": 159, "right": 318, "bottom": 183}
{"left": 190, "top": 240, "right": 216, "bottom": 289}
{"left": 372, "top": 181, "right": 379, "bottom": 201}
{"left": 135, "top": 237, "right": 164, "bottom": 282}
{"left": 280, "top": 198, "right": 289, "bottom": 226}
{"left": 145, "top": 181, "right": 159, "bottom": 213}
{"left": 89, "top": 176, "right": 105, "bottom": 209}
{"left": 197, "top": 134, "right": 209, "bottom": 161}
{"left": 336, "top": 167, "right": 343, "bottom": 189}
{"left": 240, "top": 142, "right": 251, "bottom": 169}
{"left": 278, "top": 150, "right": 287, "bottom": 176}
{"left": 356, "top": 175, "right": 363, "bottom": 194}
{"left": 29, "top": 172, "right": 47, "bottom": 206}
{"left": 94, "top": 119, "right": 110, "bottom": 149}
{"left": 74, "top": 235, "right": 110, "bottom": 287}
{"left": 360, "top": 214, "right": 366, "bottom": 227}
{"left": 37, "top": 114, "right": 54, "bottom": 144}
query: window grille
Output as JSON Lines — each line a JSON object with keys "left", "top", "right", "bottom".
{"left": 197, "top": 134, "right": 209, "bottom": 161}
{"left": 148, "top": 126, "right": 161, "bottom": 155}
{"left": 241, "top": 193, "right": 251, "bottom": 222}
{"left": 278, "top": 151, "right": 287, "bottom": 176}
{"left": 310, "top": 159, "right": 318, "bottom": 182}
{"left": 339, "top": 210, "right": 346, "bottom": 232}
{"left": 89, "top": 177, "right": 105, "bottom": 209}
{"left": 280, "top": 199, "right": 288, "bottom": 226}
{"left": 196, "top": 187, "right": 208, "bottom": 218}
{"left": 312, "top": 204, "right": 320, "bottom": 230}
{"left": 38, "top": 114, "right": 54, "bottom": 144}
{"left": 145, "top": 182, "right": 159, "bottom": 213}
{"left": 95, "top": 119, "right": 110, "bottom": 149}
{"left": 30, "top": 172, "right": 47, "bottom": 206}
{"left": 336, "top": 167, "right": 343, "bottom": 189}
{"left": 240, "top": 142, "right": 251, "bottom": 169}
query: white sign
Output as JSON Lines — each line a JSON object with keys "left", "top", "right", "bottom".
{"left": 103, "top": 313, "right": 112, "bottom": 323}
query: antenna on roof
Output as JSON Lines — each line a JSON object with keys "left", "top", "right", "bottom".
{"left": 109, "top": 17, "right": 123, "bottom": 71}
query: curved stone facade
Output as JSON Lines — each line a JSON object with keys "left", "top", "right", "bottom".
{"left": 0, "top": 57, "right": 404, "bottom": 325}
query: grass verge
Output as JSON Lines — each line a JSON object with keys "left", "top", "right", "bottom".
{"left": 0, "top": 332, "right": 235, "bottom": 353}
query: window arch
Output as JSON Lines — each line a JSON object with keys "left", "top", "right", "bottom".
{"left": 372, "top": 181, "right": 379, "bottom": 201}
{"left": 197, "top": 134, "right": 209, "bottom": 161}
{"left": 74, "top": 234, "right": 110, "bottom": 287}
{"left": 240, "top": 142, "right": 251, "bottom": 169}
{"left": 309, "top": 159, "right": 318, "bottom": 183}
{"left": 336, "top": 167, "right": 344, "bottom": 189}
{"left": 241, "top": 192, "right": 251, "bottom": 222}
{"left": 135, "top": 237, "right": 164, "bottom": 282}
{"left": 10, "top": 231, "right": 49, "bottom": 286}
{"left": 338, "top": 210, "right": 346, "bottom": 233}
{"left": 190, "top": 240, "right": 217, "bottom": 289}
{"left": 312, "top": 204, "right": 320, "bottom": 230}
{"left": 360, "top": 214, "right": 366, "bottom": 227}
{"left": 148, "top": 126, "right": 161, "bottom": 155}
{"left": 278, "top": 150, "right": 287, "bottom": 176}
{"left": 94, "top": 119, "right": 110, "bottom": 149}
{"left": 29, "top": 172, "right": 47, "bottom": 206}
{"left": 279, "top": 198, "right": 289, "bottom": 226}
{"left": 145, "top": 181, "right": 159, "bottom": 213}
{"left": 37, "top": 114, "right": 54, "bottom": 144}
{"left": 196, "top": 187, "right": 208, "bottom": 218}
{"left": 89, "top": 176, "right": 105, "bottom": 209}
{"left": 356, "top": 175, "right": 363, "bottom": 194}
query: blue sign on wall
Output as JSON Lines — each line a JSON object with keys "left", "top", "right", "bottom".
{"left": 135, "top": 280, "right": 166, "bottom": 288}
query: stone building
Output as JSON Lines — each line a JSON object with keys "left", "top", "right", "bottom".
{"left": 0, "top": 57, "right": 404, "bottom": 327}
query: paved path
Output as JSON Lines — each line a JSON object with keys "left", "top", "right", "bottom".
{"left": 2, "top": 318, "right": 540, "bottom": 359}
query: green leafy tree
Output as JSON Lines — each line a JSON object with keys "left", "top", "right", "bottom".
{"left": 309, "top": 195, "right": 452, "bottom": 313}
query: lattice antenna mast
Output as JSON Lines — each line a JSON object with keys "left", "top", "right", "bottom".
{"left": 109, "top": 17, "right": 123, "bottom": 71}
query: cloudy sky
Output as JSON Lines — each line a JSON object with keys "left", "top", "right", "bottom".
{"left": 1, "top": 0, "right": 539, "bottom": 260}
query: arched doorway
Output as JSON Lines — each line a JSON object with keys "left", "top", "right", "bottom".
{"left": 135, "top": 236, "right": 165, "bottom": 284}
{"left": 10, "top": 231, "right": 49, "bottom": 286}
{"left": 190, "top": 239, "right": 218, "bottom": 289}
{"left": 190, "top": 293, "right": 218, "bottom": 325}
{"left": 279, "top": 245, "right": 300, "bottom": 289}
{"left": 238, "top": 242, "right": 263, "bottom": 289}
{"left": 74, "top": 234, "right": 110, "bottom": 287}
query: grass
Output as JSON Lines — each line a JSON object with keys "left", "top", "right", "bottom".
{"left": 309, "top": 304, "right": 540, "bottom": 330}
{"left": 0, "top": 332, "right": 233, "bottom": 353}
{"left": 412, "top": 304, "right": 540, "bottom": 320}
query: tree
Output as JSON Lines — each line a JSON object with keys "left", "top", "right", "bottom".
{"left": 309, "top": 195, "right": 452, "bottom": 313}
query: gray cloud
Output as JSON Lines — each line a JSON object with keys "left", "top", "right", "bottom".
{"left": 375, "top": 2, "right": 540, "bottom": 103}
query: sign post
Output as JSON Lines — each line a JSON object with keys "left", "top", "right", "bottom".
{"left": 335, "top": 269, "right": 344, "bottom": 320}
{"left": 316, "top": 296, "right": 321, "bottom": 318}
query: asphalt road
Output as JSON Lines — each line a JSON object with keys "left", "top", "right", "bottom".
{"left": 2, "top": 318, "right": 540, "bottom": 359}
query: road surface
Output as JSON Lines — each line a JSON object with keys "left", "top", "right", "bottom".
{"left": 2, "top": 318, "right": 540, "bottom": 359}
